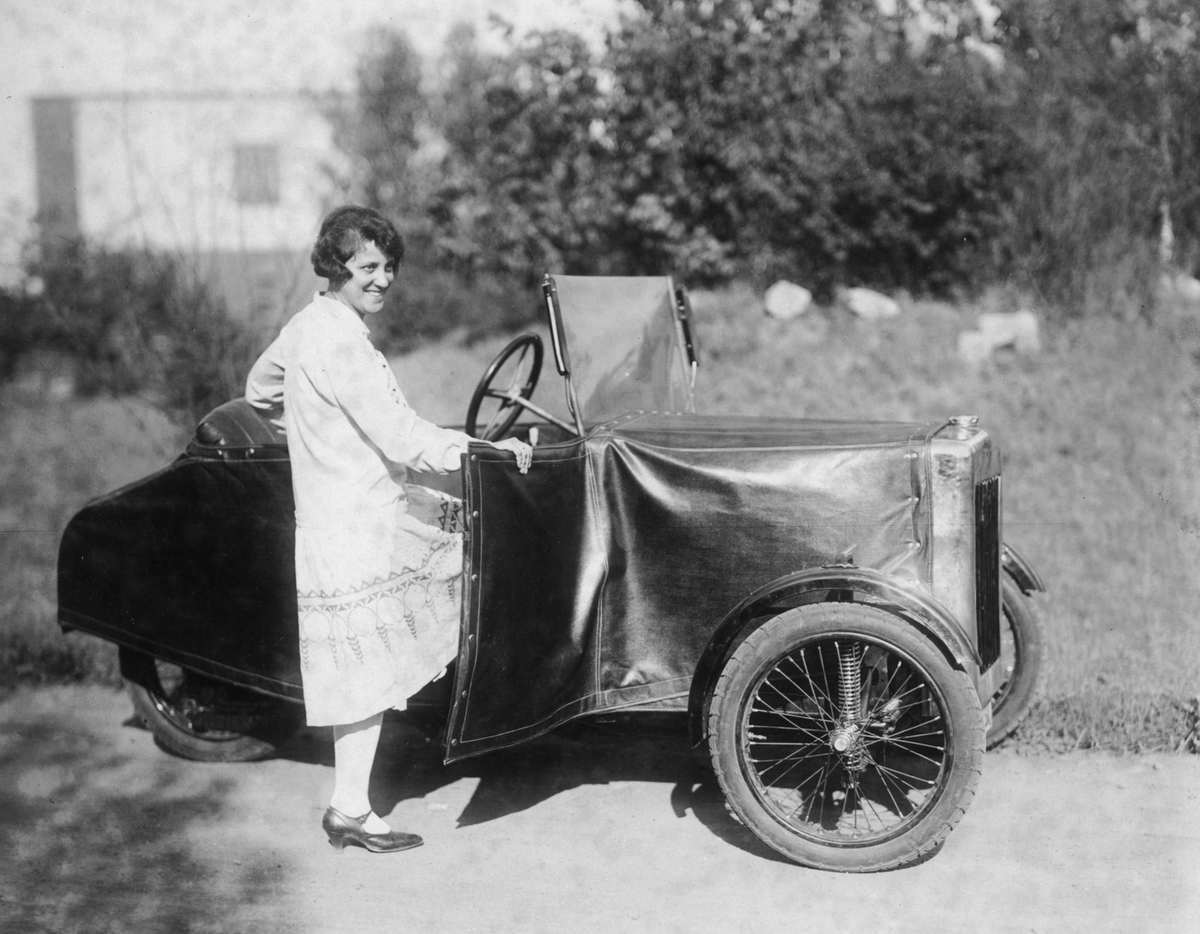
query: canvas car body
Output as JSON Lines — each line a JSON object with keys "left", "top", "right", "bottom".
{"left": 58, "top": 274, "right": 1039, "bottom": 871}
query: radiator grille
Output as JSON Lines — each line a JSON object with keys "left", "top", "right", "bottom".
{"left": 974, "top": 476, "right": 1002, "bottom": 668}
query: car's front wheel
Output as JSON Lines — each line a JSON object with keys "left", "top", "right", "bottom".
{"left": 120, "top": 648, "right": 299, "bottom": 762}
{"left": 706, "top": 603, "right": 984, "bottom": 872}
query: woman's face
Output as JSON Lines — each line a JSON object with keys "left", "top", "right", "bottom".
{"left": 330, "top": 241, "right": 395, "bottom": 317}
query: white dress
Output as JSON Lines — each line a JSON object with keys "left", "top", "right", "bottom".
{"left": 246, "top": 293, "right": 472, "bottom": 726}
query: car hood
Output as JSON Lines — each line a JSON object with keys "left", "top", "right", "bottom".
{"left": 601, "top": 411, "right": 943, "bottom": 450}
{"left": 446, "top": 413, "right": 942, "bottom": 760}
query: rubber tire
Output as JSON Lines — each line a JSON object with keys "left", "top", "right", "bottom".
{"left": 986, "top": 577, "right": 1046, "bottom": 749}
{"left": 706, "top": 603, "right": 985, "bottom": 872}
{"left": 120, "top": 648, "right": 297, "bottom": 762}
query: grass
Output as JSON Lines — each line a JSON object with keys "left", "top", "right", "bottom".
{"left": 0, "top": 393, "right": 183, "bottom": 692}
{"left": 3, "top": 285, "right": 1198, "bottom": 752}
{"left": 695, "top": 285, "right": 1200, "bottom": 752}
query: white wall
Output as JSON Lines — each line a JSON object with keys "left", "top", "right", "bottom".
{"left": 0, "top": 0, "right": 624, "bottom": 283}
{"left": 76, "top": 95, "right": 336, "bottom": 254}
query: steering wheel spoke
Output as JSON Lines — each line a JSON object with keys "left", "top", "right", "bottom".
{"left": 465, "top": 335, "right": 544, "bottom": 441}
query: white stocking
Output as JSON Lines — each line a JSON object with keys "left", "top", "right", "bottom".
{"left": 330, "top": 712, "right": 390, "bottom": 832}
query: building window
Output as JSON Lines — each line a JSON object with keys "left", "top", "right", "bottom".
{"left": 233, "top": 143, "right": 280, "bottom": 205}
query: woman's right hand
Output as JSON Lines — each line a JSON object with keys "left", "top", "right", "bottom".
{"left": 490, "top": 437, "right": 533, "bottom": 474}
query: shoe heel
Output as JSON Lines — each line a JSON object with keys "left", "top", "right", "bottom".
{"left": 327, "top": 833, "right": 346, "bottom": 852}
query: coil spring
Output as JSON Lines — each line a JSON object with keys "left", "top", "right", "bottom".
{"left": 838, "top": 641, "right": 864, "bottom": 723}
{"left": 838, "top": 642, "right": 867, "bottom": 770}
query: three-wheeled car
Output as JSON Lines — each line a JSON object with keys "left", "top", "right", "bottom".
{"left": 58, "top": 274, "right": 1045, "bottom": 871}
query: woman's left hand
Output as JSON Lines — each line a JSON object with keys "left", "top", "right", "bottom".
{"left": 491, "top": 437, "right": 533, "bottom": 474}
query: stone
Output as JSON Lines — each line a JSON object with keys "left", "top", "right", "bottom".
{"left": 977, "top": 309, "right": 1041, "bottom": 354}
{"left": 842, "top": 287, "right": 901, "bottom": 320}
{"left": 1162, "top": 272, "right": 1200, "bottom": 304}
{"left": 763, "top": 280, "right": 812, "bottom": 320}
{"left": 1179, "top": 275, "right": 1200, "bottom": 302}
{"left": 958, "top": 309, "right": 1041, "bottom": 364}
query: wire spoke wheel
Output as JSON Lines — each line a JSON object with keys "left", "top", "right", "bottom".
{"left": 707, "top": 604, "right": 984, "bottom": 871}
{"left": 146, "top": 659, "right": 259, "bottom": 739}
{"left": 120, "top": 647, "right": 297, "bottom": 762}
{"left": 743, "top": 636, "right": 948, "bottom": 845}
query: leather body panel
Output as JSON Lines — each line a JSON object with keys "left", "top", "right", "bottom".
{"left": 58, "top": 454, "right": 303, "bottom": 699}
{"left": 446, "top": 415, "right": 935, "bottom": 760}
{"left": 58, "top": 410, "right": 939, "bottom": 741}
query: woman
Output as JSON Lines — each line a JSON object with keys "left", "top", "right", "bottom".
{"left": 246, "top": 205, "right": 531, "bottom": 854}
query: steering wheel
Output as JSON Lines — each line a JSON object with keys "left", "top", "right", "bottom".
{"left": 465, "top": 334, "right": 544, "bottom": 440}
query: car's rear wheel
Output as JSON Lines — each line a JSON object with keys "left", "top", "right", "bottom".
{"left": 706, "top": 603, "right": 984, "bottom": 872}
{"left": 120, "top": 648, "right": 299, "bottom": 762}
{"left": 986, "top": 577, "right": 1046, "bottom": 748}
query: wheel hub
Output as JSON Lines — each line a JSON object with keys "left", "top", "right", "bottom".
{"left": 829, "top": 723, "right": 862, "bottom": 753}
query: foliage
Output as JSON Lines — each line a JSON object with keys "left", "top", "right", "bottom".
{"left": 0, "top": 240, "right": 261, "bottom": 426}
{"left": 322, "top": 29, "right": 429, "bottom": 218}
{"left": 994, "top": 0, "right": 1200, "bottom": 316}
{"left": 322, "top": 0, "right": 1200, "bottom": 330}
{"left": 319, "top": 26, "right": 551, "bottom": 349}
{"left": 603, "top": 0, "right": 1026, "bottom": 293}
{"left": 427, "top": 25, "right": 617, "bottom": 282}
{"left": 332, "top": 3, "right": 1027, "bottom": 303}
{"left": 0, "top": 287, "right": 42, "bottom": 383}
{"left": 0, "top": 392, "right": 179, "bottom": 697}
{"left": 232, "top": 0, "right": 1195, "bottom": 359}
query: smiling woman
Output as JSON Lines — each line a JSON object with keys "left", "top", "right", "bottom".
{"left": 310, "top": 205, "right": 400, "bottom": 318}
{"left": 333, "top": 241, "right": 394, "bottom": 316}
{"left": 243, "top": 204, "right": 530, "bottom": 853}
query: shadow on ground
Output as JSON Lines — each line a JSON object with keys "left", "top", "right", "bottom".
{"left": 0, "top": 701, "right": 294, "bottom": 932}
{"left": 274, "top": 711, "right": 788, "bottom": 864}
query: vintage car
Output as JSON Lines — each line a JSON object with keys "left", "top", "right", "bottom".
{"left": 58, "top": 274, "right": 1045, "bottom": 872}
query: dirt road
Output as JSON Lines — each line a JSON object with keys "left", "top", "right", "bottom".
{"left": 1, "top": 685, "right": 1196, "bottom": 933}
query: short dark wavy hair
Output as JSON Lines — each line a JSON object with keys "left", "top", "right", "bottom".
{"left": 310, "top": 205, "right": 405, "bottom": 285}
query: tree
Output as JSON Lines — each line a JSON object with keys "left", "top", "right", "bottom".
{"left": 603, "top": 0, "right": 1024, "bottom": 291}
{"left": 324, "top": 30, "right": 428, "bottom": 223}
{"left": 428, "top": 25, "right": 616, "bottom": 281}
{"left": 2, "top": 239, "right": 258, "bottom": 424}
{"left": 995, "top": 0, "right": 1200, "bottom": 315}
{"left": 328, "top": 2, "right": 1197, "bottom": 324}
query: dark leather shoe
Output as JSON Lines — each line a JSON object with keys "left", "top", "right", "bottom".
{"left": 322, "top": 807, "right": 423, "bottom": 853}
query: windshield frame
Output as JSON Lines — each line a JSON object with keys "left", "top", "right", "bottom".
{"left": 540, "top": 274, "right": 697, "bottom": 430}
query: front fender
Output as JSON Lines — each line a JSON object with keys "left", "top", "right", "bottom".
{"left": 1001, "top": 542, "right": 1046, "bottom": 594}
{"left": 687, "top": 566, "right": 980, "bottom": 746}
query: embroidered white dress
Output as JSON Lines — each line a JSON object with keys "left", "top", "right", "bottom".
{"left": 246, "top": 293, "right": 472, "bottom": 727}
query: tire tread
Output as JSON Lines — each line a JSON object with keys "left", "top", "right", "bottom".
{"left": 986, "top": 579, "right": 1046, "bottom": 749}
{"left": 706, "top": 604, "right": 985, "bottom": 872}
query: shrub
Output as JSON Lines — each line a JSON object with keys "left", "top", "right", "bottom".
{"left": 0, "top": 287, "right": 45, "bottom": 383}
{"left": 365, "top": 4, "right": 1026, "bottom": 297}
{"left": 4, "top": 239, "right": 262, "bottom": 426}
{"left": 996, "top": 0, "right": 1200, "bottom": 318}
{"left": 427, "top": 27, "right": 618, "bottom": 281}
{"left": 326, "top": 1, "right": 1200, "bottom": 321}
{"left": 606, "top": 7, "right": 1025, "bottom": 293}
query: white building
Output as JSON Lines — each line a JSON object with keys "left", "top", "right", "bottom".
{"left": 1, "top": 0, "right": 620, "bottom": 318}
